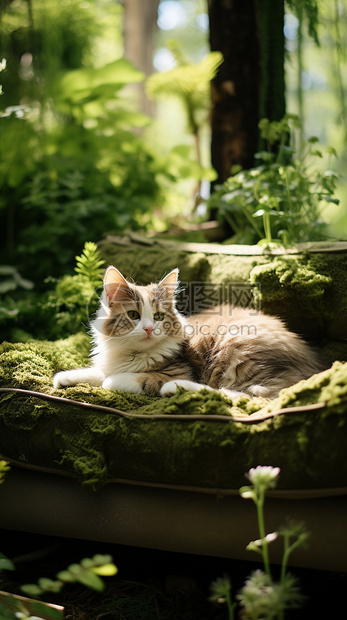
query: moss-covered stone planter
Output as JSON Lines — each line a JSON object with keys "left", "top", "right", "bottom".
{"left": 1, "top": 237, "right": 347, "bottom": 571}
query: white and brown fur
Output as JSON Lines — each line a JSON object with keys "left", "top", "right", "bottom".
{"left": 53, "top": 267, "right": 323, "bottom": 400}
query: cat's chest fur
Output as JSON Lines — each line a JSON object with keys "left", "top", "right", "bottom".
{"left": 91, "top": 328, "right": 181, "bottom": 375}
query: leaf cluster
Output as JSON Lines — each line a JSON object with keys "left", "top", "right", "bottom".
{"left": 36, "top": 243, "right": 104, "bottom": 339}
{"left": 0, "top": 2, "right": 175, "bottom": 283}
{"left": 0, "top": 243, "right": 103, "bottom": 342}
{"left": 146, "top": 50, "right": 223, "bottom": 133}
{"left": 0, "top": 460, "right": 10, "bottom": 486}
{"left": 209, "top": 574, "right": 236, "bottom": 619}
{"left": 237, "top": 570, "right": 304, "bottom": 620}
{"left": 0, "top": 551, "right": 15, "bottom": 573}
{"left": 147, "top": 48, "right": 223, "bottom": 97}
{"left": 208, "top": 115, "right": 339, "bottom": 247}
{"left": 21, "top": 554, "right": 118, "bottom": 598}
{"left": 0, "top": 266, "right": 33, "bottom": 322}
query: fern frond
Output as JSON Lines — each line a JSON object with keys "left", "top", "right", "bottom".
{"left": 146, "top": 51, "right": 223, "bottom": 104}
{"left": 74, "top": 242, "right": 104, "bottom": 287}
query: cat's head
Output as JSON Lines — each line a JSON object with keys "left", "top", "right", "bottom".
{"left": 97, "top": 266, "right": 186, "bottom": 349}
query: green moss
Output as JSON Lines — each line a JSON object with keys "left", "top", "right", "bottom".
{"left": 139, "top": 388, "right": 252, "bottom": 417}
{"left": 0, "top": 333, "right": 90, "bottom": 390}
{"left": 207, "top": 254, "right": 263, "bottom": 285}
{"left": 99, "top": 243, "right": 211, "bottom": 285}
{"left": 308, "top": 253, "right": 347, "bottom": 341}
{"left": 259, "top": 361, "right": 347, "bottom": 412}
{"left": 248, "top": 252, "right": 347, "bottom": 344}
{"left": 249, "top": 255, "right": 332, "bottom": 339}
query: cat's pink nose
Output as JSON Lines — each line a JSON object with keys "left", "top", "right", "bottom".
{"left": 143, "top": 326, "right": 153, "bottom": 336}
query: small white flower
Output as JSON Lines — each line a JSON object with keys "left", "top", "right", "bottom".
{"left": 0, "top": 58, "right": 6, "bottom": 71}
{"left": 246, "top": 466, "right": 280, "bottom": 489}
{"left": 247, "top": 532, "right": 278, "bottom": 554}
{"left": 253, "top": 532, "right": 278, "bottom": 547}
{"left": 240, "top": 489, "right": 255, "bottom": 499}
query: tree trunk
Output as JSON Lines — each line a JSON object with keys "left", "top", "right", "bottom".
{"left": 257, "top": 0, "right": 286, "bottom": 126}
{"left": 207, "top": 0, "right": 285, "bottom": 186}
{"left": 123, "top": 0, "right": 160, "bottom": 116}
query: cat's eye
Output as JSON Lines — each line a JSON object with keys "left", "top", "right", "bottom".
{"left": 154, "top": 311, "right": 165, "bottom": 321}
{"left": 127, "top": 310, "right": 140, "bottom": 320}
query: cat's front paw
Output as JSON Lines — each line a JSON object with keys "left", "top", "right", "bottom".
{"left": 160, "top": 379, "right": 208, "bottom": 397}
{"left": 102, "top": 373, "right": 142, "bottom": 394}
{"left": 53, "top": 368, "right": 104, "bottom": 389}
{"left": 160, "top": 381, "right": 177, "bottom": 396}
{"left": 53, "top": 370, "right": 77, "bottom": 389}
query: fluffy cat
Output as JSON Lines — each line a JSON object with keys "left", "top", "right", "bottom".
{"left": 53, "top": 266, "right": 323, "bottom": 400}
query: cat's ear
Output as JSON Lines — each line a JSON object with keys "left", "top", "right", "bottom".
{"left": 158, "top": 268, "right": 179, "bottom": 296}
{"left": 104, "top": 266, "right": 131, "bottom": 304}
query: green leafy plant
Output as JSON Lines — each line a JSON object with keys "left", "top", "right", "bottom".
{"left": 0, "top": 0, "right": 172, "bottom": 282}
{"left": 208, "top": 115, "right": 340, "bottom": 246}
{"left": 0, "top": 266, "right": 34, "bottom": 320}
{"left": 209, "top": 574, "right": 236, "bottom": 620}
{"left": 14, "top": 119, "right": 165, "bottom": 281}
{"left": 0, "top": 266, "right": 35, "bottom": 341}
{"left": 45, "top": 241, "right": 104, "bottom": 337}
{"left": 146, "top": 47, "right": 222, "bottom": 204}
{"left": 147, "top": 47, "right": 223, "bottom": 138}
{"left": 21, "top": 554, "right": 118, "bottom": 598}
{"left": 0, "top": 460, "right": 118, "bottom": 620}
{"left": 0, "top": 242, "right": 104, "bottom": 342}
{"left": 0, "top": 459, "right": 116, "bottom": 619}
{"left": 237, "top": 570, "right": 303, "bottom": 620}
{"left": 210, "top": 466, "right": 308, "bottom": 620}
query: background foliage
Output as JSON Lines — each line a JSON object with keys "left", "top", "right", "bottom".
{"left": 0, "top": 0, "right": 346, "bottom": 342}
{"left": 0, "top": 0, "right": 175, "bottom": 282}
{"left": 208, "top": 115, "right": 340, "bottom": 246}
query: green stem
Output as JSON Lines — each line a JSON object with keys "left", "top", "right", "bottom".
{"left": 253, "top": 176, "right": 261, "bottom": 202}
{"left": 243, "top": 207, "right": 264, "bottom": 239}
{"left": 284, "top": 169, "right": 293, "bottom": 212}
{"left": 252, "top": 177, "right": 270, "bottom": 240}
{"left": 276, "top": 131, "right": 287, "bottom": 166}
{"left": 284, "top": 169, "right": 298, "bottom": 241}
{"left": 263, "top": 211, "right": 272, "bottom": 243}
{"left": 284, "top": 169, "right": 295, "bottom": 241}
{"left": 281, "top": 537, "right": 303, "bottom": 584}
{"left": 257, "top": 491, "right": 271, "bottom": 577}
{"left": 222, "top": 211, "right": 240, "bottom": 235}
{"left": 225, "top": 587, "right": 235, "bottom": 620}
{"left": 280, "top": 534, "right": 290, "bottom": 585}
{"left": 278, "top": 536, "right": 303, "bottom": 620}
